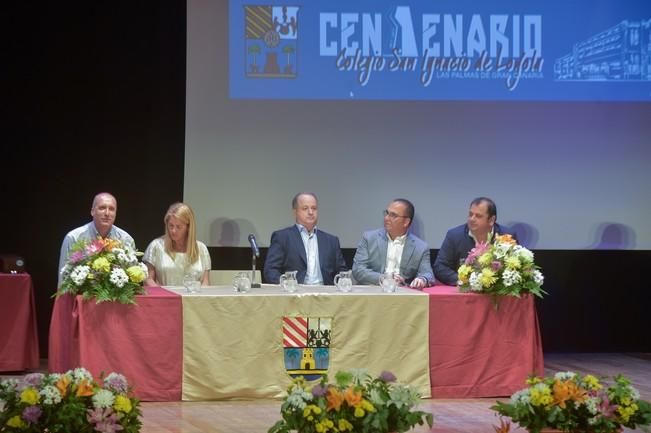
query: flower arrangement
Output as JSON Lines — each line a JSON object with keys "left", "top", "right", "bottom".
{"left": 491, "top": 371, "right": 651, "bottom": 433}
{"left": 268, "top": 369, "right": 433, "bottom": 433}
{"left": 0, "top": 368, "right": 142, "bottom": 433}
{"left": 457, "top": 234, "right": 546, "bottom": 299}
{"left": 57, "top": 238, "right": 148, "bottom": 304}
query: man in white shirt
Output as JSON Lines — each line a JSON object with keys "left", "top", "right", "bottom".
{"left": 352, "top": 198, "right": 433, "bottom": 289}
{"left": 58, "top": 192, "right": 134, "bottom": 286}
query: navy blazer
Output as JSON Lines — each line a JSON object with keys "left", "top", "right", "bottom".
{"left": 433, "top": 223, "right": 515, "bottom": 285}
{"left": 263, "top": 226, "right": 347, "bottom": 285}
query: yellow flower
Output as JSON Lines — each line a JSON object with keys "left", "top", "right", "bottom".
{"left": 477, "top": 252, "right": 493, "bottom": 267}
{"left": 6, "top": 416, "right": 26, "bottom": 428}
{"left": 354, "top": 406, "right": 365, "bottom": 417}
{"left": 505, "top": 256, "right": 521, "bottom": 270}
{"left": 114, "top": 395, "right": 133, "bottom": 413}
{"left": 338, "top": 418, "right": 353, "bottom": 431}
{"left": 20, "top": 387, "right": 40, "bottom": 405}
{"left": 458, "top": 264, "right": 472, "bottom": 283}
{"left": 360, "top": 399, "right": 375, "bottom": 412}
{"left": 583, "top": 374, "right": 602, "bottom": 390}
{"left": 480, "top": 268, "right": 497, "bottom": 288}
{"left": 530, "top": 384, "right": 553, "bottom": 407}
{"left": 126, "top": 265, "right": 145, "bottom": 283}
{"left": 617, "top": 403, "right": 638, "bottom": 422}
{"left": 526, "top": 377, "right": 543, "bottom": 385}
{"left": 92, "top": 257, "right": 111, "bottom": 273}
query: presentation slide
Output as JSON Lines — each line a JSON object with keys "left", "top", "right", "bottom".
{"left": 185, "top": 0, "right": 651, "bottom": 249}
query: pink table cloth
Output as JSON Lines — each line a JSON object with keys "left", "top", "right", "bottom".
{"left": 0, "top": 274, "right": 40, "bottom": 371}
{"left": 48, "top": 286, "right": 182, "bottom": 401}
{"left": 425, "top": 285, "right": 544, "bottom": 398}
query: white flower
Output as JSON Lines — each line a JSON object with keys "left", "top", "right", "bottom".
{"left": 533, "top": 270, "right": 544, "bottom": 285}
{"left": 40, "top": 385, "right": 63, "bottom": 405}
{"left": 469, "top": 272, "right": 482, "bottom": 291}
{"left": 554, "top": 371, "right": 576, "bottom": 381}
{"left": 515, "top": 246, "right": 534, "bottom": 263}
{"left": 109, "top": 268, "right": 129, "bottom": 288}
{"left": 493, "top": 243, "right": 511, "bottom": 259}
{"left": 585, "top": 397, "right": 599, "bottom": 415}
{"left": 92, "top": 389, "right": 115, "bottom": 408}
{"left": 510, "top": 389, "right": 531, "bottom": 405}
{"left": 0, "top": 399, "right": 5, "bottom": 412}
{"left": 139, "top": 262, "right": 149, "bottom": 278}
{"left": 502, "top": 269, "right": 522, "bottom": 287}
{"left": 72, "top": 367, "right": 93, "bottom": 382}
{"left": 285, "top": 391, "right": 310, "bottom": 409}
{"left": 70, "top": 265, "right": 91, "bottom": 285}
{"left": 349, "top": 368, "right": 370, "bottom": 385}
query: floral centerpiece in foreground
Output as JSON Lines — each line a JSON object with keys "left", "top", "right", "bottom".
{"left": 457, "top": 234, "right": 546, "bottom": 299}
{"left": 57, "top": 238, "right": 148, "bottom": 304}
{"left": 0, "top": 368, "right": 142, "bottom": 433}
{"left": 268, "top": 369, "right": 433, "bottom": 433}
{"left": 491, "top": 371, "right": 651, "bottom": 433}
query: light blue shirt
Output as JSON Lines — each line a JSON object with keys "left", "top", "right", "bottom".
{"left": 296, "top": 224, "right": 323, "bottom": 285}
{"left": 58, "top": 222, "right": 135, "bottom": 286}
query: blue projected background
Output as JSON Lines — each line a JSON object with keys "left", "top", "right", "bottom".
{"left": 229, "top": 1, "right": 651, "bottom": 101}
{"left": 184, "top": 0, "right": 651, "bottom": 250}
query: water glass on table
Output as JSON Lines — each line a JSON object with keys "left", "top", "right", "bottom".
{"left": 183, "top": 272, "right": 201, "bottom": 294}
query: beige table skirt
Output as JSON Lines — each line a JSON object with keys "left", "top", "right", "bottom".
{"left": 165, "top": 285, "right": 431, "bottom": 400}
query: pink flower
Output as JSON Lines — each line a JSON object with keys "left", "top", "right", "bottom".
{"left": 85, "top": 239, "right": 105, "bottom": 255}
{"left": 69, "top": 250, "right": 86, "bottom": 264}
{"left": 465, "top": 242, "right": 489, "bottom": 265}
{"left": 491, "top": 261, "right": 502, "bottom": 271}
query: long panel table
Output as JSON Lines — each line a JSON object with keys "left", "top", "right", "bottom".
{"left": 0, "top": 274, "right": 40, "bottom": 371}
{"left": 425, "top": 285, "right": 544, "bottom": 397}
{"left": 48, "top": 284, "right": 543, "bottom": 401}
{"left": 167, "top": 285, "right": 431, "bottom": 400}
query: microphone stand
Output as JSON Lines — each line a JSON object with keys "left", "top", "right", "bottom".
{"left": 251, "top": 252, "right": 261, "bottom": 288}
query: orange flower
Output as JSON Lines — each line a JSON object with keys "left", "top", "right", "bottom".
{"left": 103, "top": 238, "right": 121, "bottom": 252}
{"left": 56, "top": 376, "right": 71, "bottom": 398}
{"left": 326, "top": 387, "right": 344, "bottom": 412}
{"left": 495, "top": 234, "right": 517, "bottom": 245}
{"left": 344, "top": 387, "right": 362, "bottom": 407}
{"left": 552, "top": 379, "right": 587, "bottom": 409}
{"left": 76, "top": 379, "right": 94, "bottom": 397}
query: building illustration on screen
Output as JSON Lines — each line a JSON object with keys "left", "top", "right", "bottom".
{"left": 283, "top": 316, "right": 330, "bottom": 381}
{"left": 554, "top": 19, "right": 651, "bottom": 81}
{"left": 245, "top": 5, "right": 299, "bottom": 78}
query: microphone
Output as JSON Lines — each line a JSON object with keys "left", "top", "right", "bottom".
{"left": 248, "top": 234, "right": 260, "bottom": 258}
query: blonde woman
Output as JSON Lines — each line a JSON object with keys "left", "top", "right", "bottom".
{"left": 143, "top": 203, "right": 211, "bottom": 286}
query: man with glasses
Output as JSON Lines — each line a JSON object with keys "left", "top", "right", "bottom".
{"left": 433, "top": 197, "right": 516, "bottom": 286}
{"left": 352, "top": 198, "right": 433, "bottom": 289}
{"left": 264, "top": 192, "right": 347, "bottom": 285}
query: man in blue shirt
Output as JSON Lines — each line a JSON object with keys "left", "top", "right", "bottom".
{"left": 58, "top": 192, "right": 134, "bottom": 286}
{"left": 264, "top": 192, "right": 347, "bottom": 285}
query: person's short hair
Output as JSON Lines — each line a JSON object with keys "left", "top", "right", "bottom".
{"left": 91, "top": 192, "right": 116, "bottom": 210}
{"left": 392, "top": 198, "right": 415, "bottom": 225}
{"left": 470, "top": 197, "right": 497, "bottom": 220}
{"left": 292, "top": 192, "right": 318, "bottom": 209}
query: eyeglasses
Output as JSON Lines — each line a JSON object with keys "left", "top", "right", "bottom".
{"left": 383, "top": 209, "right": 408, "bottom": 219}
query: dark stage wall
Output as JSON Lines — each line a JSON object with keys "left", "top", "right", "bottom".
{"left": 3, "top": 3, "right": 649, "bottom": 357}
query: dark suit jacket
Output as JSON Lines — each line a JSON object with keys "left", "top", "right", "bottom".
{"left": 263, "top": 225, "right": 347, "bottom": 285}
{"left": 433, "top": 223, "right": 516, "bottom": 285}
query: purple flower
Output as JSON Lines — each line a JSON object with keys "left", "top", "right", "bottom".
{"left": 312, "top": 383, "right": 327, "bottom": 397}
{"left": 22, "top": 406, "right": 42, "bottom": 424}
{"left": 491, "top": 261, "right": 502, "bottom": 271}
{"left": 88, "top": 408, "right": 123, "bottom": 433}
{"left": 379, "top": 371, "right": 397, "bottom": 383}
{"left": 21, "top": 373, "right": 45, "bottom": 389}
{"left": 103, "top": 373, "right": 128, "bottom": 394}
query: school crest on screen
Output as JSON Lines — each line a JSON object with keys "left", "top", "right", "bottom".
{"left": 283, "top": 316, "right": 330, "bottom": 380}
{"left": 244, "top": 5, "right": 299, "bottom": 79}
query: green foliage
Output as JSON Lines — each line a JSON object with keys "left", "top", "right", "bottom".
{"left": 269, "top": 370, "right": 433, "bottom": 433}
